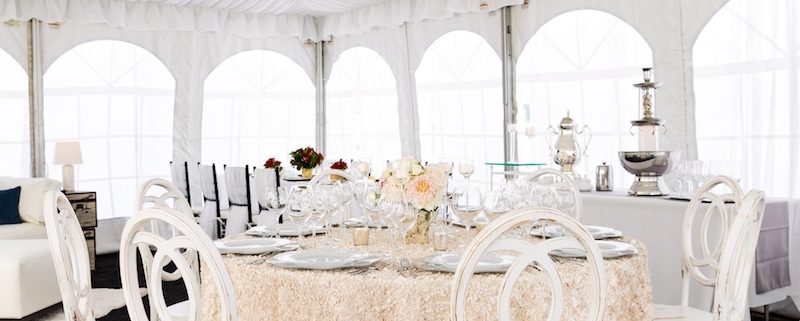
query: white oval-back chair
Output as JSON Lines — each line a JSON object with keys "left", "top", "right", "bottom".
{"left": 136, "top": 178, "right": 199, "bottom": 319}
{"left": 309, "top": 169, "right": 357, "bottom": 185}
{"left": 715, "top": 190, "right": 765, "bottom": 321}
{"left": 43, "top": 191, "right": 95, "bottom": 321}
{"left": 120, "top": 207, "right": 238, "bottom": 321}
{"left": 451, "top": 207, "right": 606, "bottom": 321}
{"left": 653, "top": 175, "right": 744, "bottom": 319}
{"left": 525, "top": 169, "right": 583, "bottom": 221}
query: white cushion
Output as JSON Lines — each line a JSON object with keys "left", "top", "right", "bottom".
{"left": 0, "top": 239, "right": 61, "bottom": 319}
{"left": 0, "top": 222, "right": 47, "bottom": 240}
{"left": 0, "top": 178, "right": 62, "bottom": 224}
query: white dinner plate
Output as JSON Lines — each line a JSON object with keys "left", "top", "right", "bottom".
{"left": 549, "top": 240, "right": 638, "bottom": 259}
{"left": 530, "top": 225, "right": 623, "bottom": 240}
{"left": 419, "top": 252, "right": 516, "bottom": 273}
{"left": 215, "top": 238, "right": 298, "bottom": 255}
{"left": 267, "top": 249, "right": 383, "bottom": 270}
{"left": 246, "top": 222, "right": 324, "bottom": 237}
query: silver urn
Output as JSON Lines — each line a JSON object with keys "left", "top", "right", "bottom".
{"left": 546, "top": 112, "right": 591, "bottom": 177}
{"left": 618, "top": 151, "right": 680, "bottom": 196}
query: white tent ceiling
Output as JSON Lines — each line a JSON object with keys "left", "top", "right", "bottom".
{"left": 130, "top": 0, "right": 393, "bottom": 16}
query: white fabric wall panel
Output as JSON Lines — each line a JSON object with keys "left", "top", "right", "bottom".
{"left": 512, "top": 0, "right": 711, "bottom": 159}
{"left": 326, "top": 26, "right": 418, "bottom": 157}
{"left": 0, "top": 26, "right": 29, "bottom": 178}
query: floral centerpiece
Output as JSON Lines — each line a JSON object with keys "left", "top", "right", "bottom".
{"left": 289, "top": 147, "right": 324, "bottom": 179}
{"left": 380, "top": 157, "right": 448, "bottom": 244}
{"left": 330, "top": 159, "right": 348, "bottom": 182}
{"left": 263, "top": 157, "right": 283, "bottom": 173}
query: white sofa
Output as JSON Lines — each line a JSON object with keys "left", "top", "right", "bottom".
{"left": 0, "top": 178, "right": 63, "bottom": 319}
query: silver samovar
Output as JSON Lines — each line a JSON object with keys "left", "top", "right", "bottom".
{"left": 546, "top": 112, "right": 591, "bottom": 177}
{"left": 619, "top": 68, "right": 680, "bottom": 196}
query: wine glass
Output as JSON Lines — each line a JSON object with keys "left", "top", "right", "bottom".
{"left": 285, "top": 186, "right": 311, "bottom": 245}
{"left": 673, "top": 162, "right": 687, "bottom": 198}
{"left": 379, "top": 192, "right": 412, "bottom": 244}
{"left": 453, "top": 185, "right": 483, "bottom": 237}
{"left": 459, "top": 158, "right": 475, "bottom": 183}
{"left": 264, "top": 186, "right": 287, "bottom": 229}
{"left": 357, "top": 158, "right": 372, "bottom": 179}
{"left": 483, "top": 189, "right": 509, "bottom": 218}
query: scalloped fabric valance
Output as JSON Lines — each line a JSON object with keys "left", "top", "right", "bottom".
{"left": 0, "top": 0, "right": 523, "bottom": 41}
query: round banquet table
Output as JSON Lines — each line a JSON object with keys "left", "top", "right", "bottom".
{"left": 201, "top": 228, "right": 653, "bottom": 321}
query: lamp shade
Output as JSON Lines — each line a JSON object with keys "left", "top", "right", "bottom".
{"left": 53, "top": 141, "right": 83, "bottom": 165}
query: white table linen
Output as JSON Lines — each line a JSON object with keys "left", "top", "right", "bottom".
{"left": 581, "top": 191, "right": 800, "bottom": 310}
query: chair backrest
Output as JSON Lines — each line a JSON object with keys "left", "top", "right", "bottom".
{"left": 525, "top": 168, "right": 583, "bottom": 220}
{"left": 170, "top": 161, "right": 192, "bottom": 205}
{"left": 43, "top": 191, "right": 95, "bottom": 321}
{"left": 120, "top": 207, "right": 238, "bottom": 321}
{"left": 680, "top": 175, "right": 743, "bottom": 307}
{"left": 199, "top": 164, "right": 221, "bottom": 203}
{"left": 309, "top": 169, "right": 357, "bottom": 185}
{"left": 135, "top": 178, "right": 197, "bottom": 283}
{"left": 224, "top": 165, "right": 255, "bottom": 233}
{"left": 254, "top": 167, "right": 279, "bottom": 210}
{"left": 136, "top": 178, "right": 193, "bottom": 218}
{"left": 451, "top": 207, "right": 606, "bottom": 321}
{"left": 713, "top": 190, "right": 765, "bottom": 321}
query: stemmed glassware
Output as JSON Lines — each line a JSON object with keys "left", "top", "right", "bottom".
{"left": 354, "top": 179, "right": 383, "bottom": 227}
{"left": 483, "top": 189, "right": 509, "bottom": 219}
{"left": 285, "top": 186, "right": 311, "bottom": 245}
{"left": 264, "top": 186, "right": 288, "bottom": 228}
{"left": 459, "top": 159, "right": 475, "bottom": 187}
{"left": 357, "top": 158, "right": 372, "bottom": 179}
{"left": 673, "top": 162, "right": 687, "bottom": 198}
{"left": 452, "top": 184, "right": 483, "bottom": 238}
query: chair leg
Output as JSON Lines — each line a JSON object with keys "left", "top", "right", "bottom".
{"left": 764, "top": 304, "right": 770, "bottom": 321}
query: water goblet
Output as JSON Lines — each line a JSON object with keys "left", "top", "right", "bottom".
{"left": 453, "top": 185, "right": 483, "bottom": 238}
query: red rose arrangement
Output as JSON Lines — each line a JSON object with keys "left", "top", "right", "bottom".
{"left": 330, "top": 159, "right": 348, "bottom": 170}
{"left": 264, "top": 157, "right": 283, "bottom": 172}
{"left": 289, "top": 146, "right": 324, "bottom": 170}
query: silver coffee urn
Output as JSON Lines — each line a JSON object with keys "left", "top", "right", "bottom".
{"left": 618, "top": 68, "right": 680, "bottom": 196}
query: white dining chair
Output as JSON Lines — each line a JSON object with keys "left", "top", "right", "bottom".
{"left": 170, "top": 161, "right": 203, "bottom": 217}
{"left": 653, "top": 175, "right": 744, "bottom": 319}
{"left": 198, "top": 164, "right": 230, "bottom": 239}
{"left": 120, "top": 207, "right": 238, "bottom": 321}
{"left": 135, "top": 178, "right": 199, "bottom": 320}
{"left": 451, "top": 207, "right": 606, "bottom": 321}
{"left": 309, "top": 169, "right": 358, "bottom": 185}
{"left": 224, "top": 165, "right": 257, "bottom": 235}
{"left": 525, "top": 168, "right": 583, "bottom": 220}
{"left": 137, "top": 178, "right": 194, "bottom": 218}
{"left": 253, "top": 167, "right": 280, "bottom": 224}
{"left": 714, "top": 190, "right": 765, "bottom": 321}
{"left": 43, "top": 191, "right": 96, "bottom": 321}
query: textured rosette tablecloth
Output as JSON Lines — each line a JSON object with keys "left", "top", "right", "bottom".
{"left": 202, "top": 229, "right": 653, "bottom": 321}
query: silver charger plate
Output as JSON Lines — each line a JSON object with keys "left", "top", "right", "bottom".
{"left": 530, "top": 225, "right": 623, "bottom": 240}
{"left": 267, "top": 248, "right": 383, "bottom": 270}
{"left": 215, "top": 238, "right": 298, "bottom": 255}
{"left": 419, "top": 252, "right": 516, "bottom": 273}
{"left": 549, "top": 240, "right": 638, "bottom": 259}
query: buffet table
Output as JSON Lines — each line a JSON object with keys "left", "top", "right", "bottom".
{"left": 202, "top": 229, "right": 653, "bottom": 321}
{"left": 581, "top": 191, "right": 800, "bottom": 310}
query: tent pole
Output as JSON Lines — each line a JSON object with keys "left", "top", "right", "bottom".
{"left": 501, "top": 7, "right": 517, "bottom": 170}
{"left": 27, "top": 19, "right": 45, "bottom": 178}
{"left": 315, "top": 40, "right": 326, "bottom": 154}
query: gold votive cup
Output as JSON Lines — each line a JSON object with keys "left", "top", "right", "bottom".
{"left": 353, "top": 227, "right": 369, "bottom": 246}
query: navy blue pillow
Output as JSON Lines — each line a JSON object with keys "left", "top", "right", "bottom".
{"left": 0, "top": 186, "right": 22, "bottom": 225}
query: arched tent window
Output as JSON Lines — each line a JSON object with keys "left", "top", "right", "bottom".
{"left": 416, "top": 31, "right": 503, "bottom": 186}
{"left": 327, "top": 47, "right": 400, "bottom": 172}
{"left": 516, "top": 10, "right": 652, "bottom": 186}
{"left": 694, "top": 0, "right": 800, "bottom": 197}
{"left": 44, "top": 40, "right": 175, "bottom": 219}
{"left": 202, "top": 50, "right": 315, "bottom": 166}
{"left": 0, "top": 49, "right": 29, "bottom": 177}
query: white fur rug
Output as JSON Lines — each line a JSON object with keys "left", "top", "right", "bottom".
{"left": 37, "top": 288, "right": 146, "bottom": 321}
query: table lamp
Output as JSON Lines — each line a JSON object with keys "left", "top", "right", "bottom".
{"left": 54, "top": 141, "right": 83, "bottom": 192}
